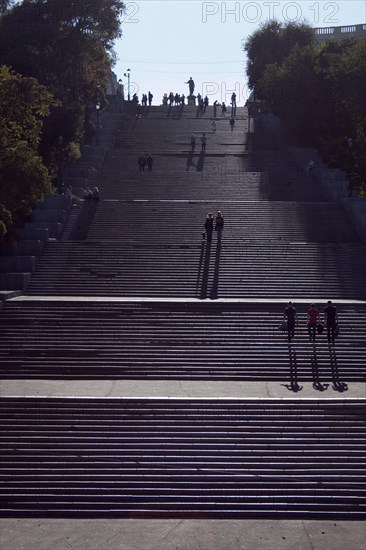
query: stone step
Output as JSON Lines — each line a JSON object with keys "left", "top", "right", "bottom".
{"left": 0, "top": 397, "right": 365, "bottom": 518}
{"left": 24, "top": 241, "right": 366, "bottom": 299}
{"left": 0, "top": 300, "right": 364, "bottom": 382}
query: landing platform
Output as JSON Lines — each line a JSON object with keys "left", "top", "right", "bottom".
{"left": 1, "top": 518, "right": 365, "bottom": 550}
{"left": 1, "top": 380, "right": 365, "bottom": 399}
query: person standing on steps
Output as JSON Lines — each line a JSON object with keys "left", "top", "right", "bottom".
{"left": 215, "top": 211, "right": 224, "bottom": 242}
{"left": 147, "top": 153, "right": 153, "bottom": 172}
{"left": 229, "top": 116, "right": 235, "bottom": 131}
{"left": 231, "top": 92, "right": 237, "bottom": 117}
{"left": 201, "top": 132, "right": 207, "bottom": 152}
{"left": 148, "top": 91, "right": 153, "bottom": 106}
{"left": 284, "top": 301, "right": 297, "bottom": 342}
{"left": 213, "top": 100, "right": 218, "bottom": 118}
{"left": 307, "top": 303, "right": 320, "bottom": 342}
{"left": 204, "top": 212, "right": 214, "bottom": 243}
{"left": 211, "top": 120, "right": 216, "bottom": 133}
{"left": 138, "top": 153, "right": 146, "bottom": 172}
{"left": 191, "top": 134, "right": 196, "bottom": 151}
{"left": 324, "top": 300, "right": 338, "bottom": 343}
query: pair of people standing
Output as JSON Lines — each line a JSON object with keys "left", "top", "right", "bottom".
{"left": 284, "top": 300, "right": 339, "bottom": 343}
{"left": 138, "top": 153, "right": 153, "bottom": 172}
{"left": 204, "top": 211, "right": 224, "bottom": 243}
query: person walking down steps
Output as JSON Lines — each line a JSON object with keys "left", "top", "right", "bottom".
{"left": 138, "top": 153, "right": 146, "bottom": 172}
{"left": 201, "top": 133, "right": 207, "bottom": 152}
{"left": 191, "top": 134, "right": 196, "bottom": 151}
{"left": 215, "top": 211, "right": 224, "bottom": 242}
{"left": 204, "top": 212, "right": 214, "bottom": 243}
{"left": 147, "top": 153, "right": 154, "bottom": 172}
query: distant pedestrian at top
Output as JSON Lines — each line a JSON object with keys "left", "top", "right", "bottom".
{"left": 201, "top": 133, "right": 207, "bottom": 151}
{"left": 147, "top": 153, "right": 153, "bottom": 172}
{"left": 138, "top": 154, "right": 146, "bottom": 172}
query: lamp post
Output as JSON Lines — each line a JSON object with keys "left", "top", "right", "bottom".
{"left": 118, "top": 78, "right": 123, "bottom": 112}
{"left": 246, "top": 108, "right": 251, "bottom": 151}
{"left": 124, "top": 68, "right": 131, "bottom": 101}
{"left": 57, "top": 135, "right": 64, "bottom": 193}
{"left": 96, "top": 103, "right": 100, "bottom": 145}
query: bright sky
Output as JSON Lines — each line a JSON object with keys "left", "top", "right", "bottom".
{"left": 114, "top": 0, "right": 366, "bottom": 105}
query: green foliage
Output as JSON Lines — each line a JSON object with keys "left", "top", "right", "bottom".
{"left": 0, "top": 66, "right": 55, "bottom": 235}
{"left": 0, "top": 1, "right": 124, "bottom": 235}
{"left": 248, "top": 24, "right": 366, "bottom": 184}
{"left": 0, "top": 204, "right": 11, "bottom": 238}
{"left": 0, "top": 0, "right": 125, "bottom": 153}
{"left": 244, "top": 20, "right": 315, "bottom": 91}
{"left": 0, "top": 142, "right": 52, "bottom": 216}
{"left": 0, "top": 0, "right": 13, "bottom": 16}
{"left": 0, "top": 65, "right": 58, "bottom": 149}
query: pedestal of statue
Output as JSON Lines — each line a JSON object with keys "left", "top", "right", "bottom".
{"left": 187, "top": 95, "right": 196, "bottom": 106}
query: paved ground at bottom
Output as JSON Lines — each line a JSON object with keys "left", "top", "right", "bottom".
{"left": 0, "top": 518, "right": 365, "bottom": 550}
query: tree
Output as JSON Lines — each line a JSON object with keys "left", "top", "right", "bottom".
{"left": 0, "top": 65, "right": 57, "bottom": 236}
{"left": 255, "top": 34, "right": 366, "bottom": 186}
{"left": 0, "top": 0, "right": 13, "bottom": 17}
{"left": 244, "top": 20, "right": 315, "bottom": 92}
{"left": 0, "top": 0, "right": 125, "bottom": 158}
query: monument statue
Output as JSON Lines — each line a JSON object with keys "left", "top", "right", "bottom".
{"left": 186, "top": 77, "right": 195, "bottom": 96}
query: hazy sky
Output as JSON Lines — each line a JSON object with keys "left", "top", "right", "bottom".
{"left": 113, "top": 0, "right": 366, "bottom": 105}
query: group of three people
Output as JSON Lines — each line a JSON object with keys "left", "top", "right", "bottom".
{"left": 284, "top": 300, "right": 339, "bottom": 343}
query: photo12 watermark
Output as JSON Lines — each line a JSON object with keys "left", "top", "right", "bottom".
{"left": 202, "top": 2, "right": 340, "bottom": 25}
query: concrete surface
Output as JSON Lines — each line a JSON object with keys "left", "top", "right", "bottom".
{"left": 0, "top": 519, "right": 365, "bottom": 550}
{"left": 1, "top": 379, "right": 365, "bottom": 399}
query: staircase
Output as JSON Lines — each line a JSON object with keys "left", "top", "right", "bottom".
{"left": 1, "top": 104, "right": 365, "bottom": 522}
{"left": 1, "top": 397, "right": 365, "bottom": 518}
{"left": 0, "top": 299, "right": 365, "bottom": 383}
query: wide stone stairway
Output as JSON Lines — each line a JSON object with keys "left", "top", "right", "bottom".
{"left": 1, "top": 104, "right": 365, "bottom": 523}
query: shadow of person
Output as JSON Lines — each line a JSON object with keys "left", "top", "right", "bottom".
{"left": 210, "top": 241, "right": 221, "bottom": 299}
{"left": 196, "top": 150, "right": 205, "bottom": 172}
{"left": 282, "top": 343, "right": 303, "bottom": 392}
{"left": 328, "top": 343, "right": 348, "bottom": 392}
{"left": 196, "top": 241, "right": 205, "bottom": 294}
{"left": 310, "top": 343, "right": 329, "bottom": 392}
{"left": 199, "top": 241, "right": 212, "bottom": 299}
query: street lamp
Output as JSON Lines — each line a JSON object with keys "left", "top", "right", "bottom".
{"left": 124, "top": 68, "right": 131, "bottom": 101}
{"left": 95, "top": 103, "right": 100, "bottom": 145}
{"left": 57, "top": 135, "right": 64, "bottom": 193}
{"left": 118, "top": 78, "right": 123, "bottom": 112}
